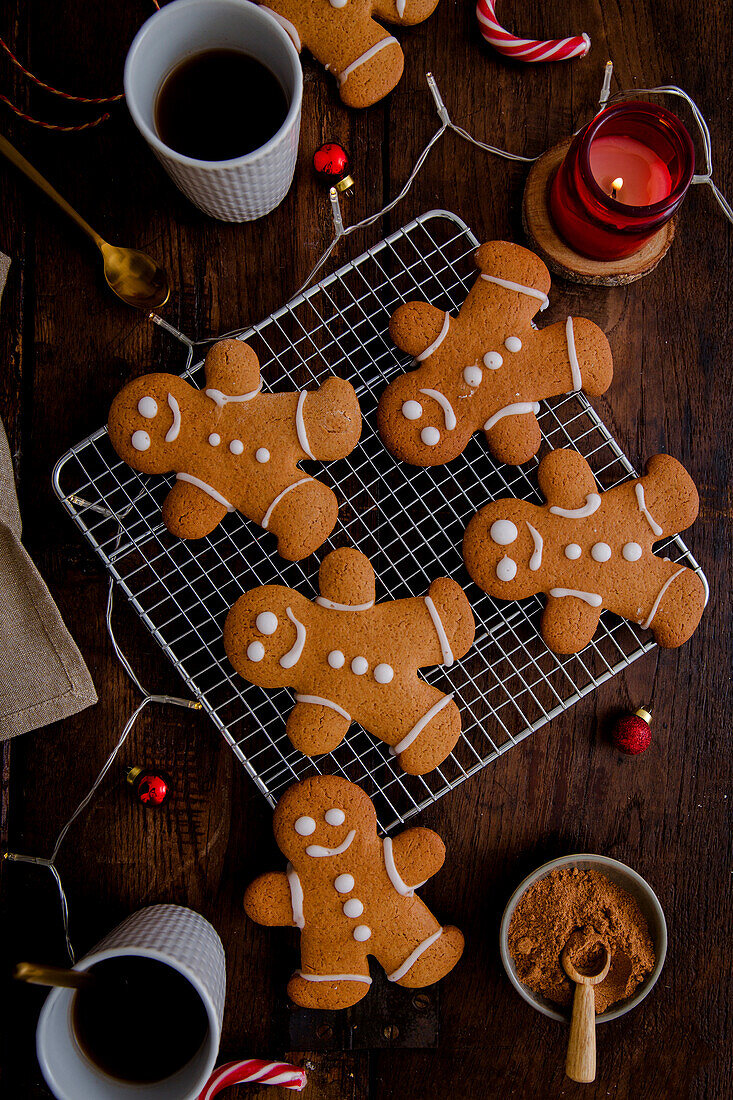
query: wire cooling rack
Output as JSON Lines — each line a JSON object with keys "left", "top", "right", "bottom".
{"left": 53, "top": 210, "right": 707, "bottom": 831}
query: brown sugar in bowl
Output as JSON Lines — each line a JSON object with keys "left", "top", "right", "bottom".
{"left": 499, "top": 854, "right": 667, "bottom": 1023}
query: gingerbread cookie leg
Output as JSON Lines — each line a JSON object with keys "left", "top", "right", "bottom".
{"left": 287, "top": 697, "right": 351, "bottom": 755}
{"left": 262, "top": 478, "right": 339, "bottom": 562}
{"left": 375, "top": 922, "right": 464, "bottom": 989}
{"left": 639, "top": 566, "right": 705, "bottom": 648}
{"left": 638, "top": 453, "right": 700, "bottom": 535}
{"left": 541, "top": 591, "right": 603, "bottom": 654}
{"left": 337, "top": 30, "right": 404, "bottom": 109}
{"left": 162, "top": 477, "right": 230, "bottom": 539}
{"left": 390, "top": 683, "right": 462, "bottom": 776}
{"left": 288, "top": 932, "right": 372, "bottom": 1010}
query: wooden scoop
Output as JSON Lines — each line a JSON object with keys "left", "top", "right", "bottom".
{"left": 561, "top": 931, "right": 611, "bottom": 1083}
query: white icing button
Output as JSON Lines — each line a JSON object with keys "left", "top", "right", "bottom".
{"left": 504, "top": 336, "right": 522, "bottom": 353}
{"left": 295, "top": 816, "right": 316, "bottom": 836}
{"left": 334, "top": 873, "right": 355, "bottom": 893}
{"left": 229, "top": 439, "right": 244, "bottom": 455}
{"left": 256, "top": 612, "right": 278, "bottom": 635}
{"left": 247, "top": 641, "right": 265, "bottom": 662}
{"left": 131, "top": 430, "right": 151, "bottom": 451}
{"left": 490, "top": 519, "right": 518, "bottom": 545}
{"left": 343, "top": 898, "right": 364, "bottom": 918}
{"left": 330, "top": 0, "right": 347, "bottom": 7}
{"left": 421, "top": 426, "right": 440, "bottom": 446}
{"left": 325, "top": 808, "right": 346, "bottom": 826}
{"left": 255, "top": 447, "right": 270, "bottom": 463}
{"left": 351, "top": 656, "right": 368, "bottom": 676}
{"left": 623, "top": 541, "right": 643, "bottom": 562}
{"left": 463, "top": 365, "right": 483, "bottom": 387}
{"left": 564, "top": 544, "right": 582, "bottom": 560}
{"left": 496, "top": 555, "right": 517, "bottom": 582}
{"left": 353, "top": 925, "right": 371, "bottom": 942}
{"left": 374, "top": 663, "right": 394, "bottom": 684}
{"left": 328, "top": 650, "right": 346, "bottom": 670}
{"left": 591, "top": 542, "right": 612, "bottom": 563}
{"left": 208, "top": 433, "right": 221, "bottom": 447}
{"left": 483, "top": 351, "right": 503, "bottom": 370}
{"left": 402, "top": 400, "right": 422, "bottom": 421}
{"left": 137, "top": 396, "right": 158, "bottom": 418}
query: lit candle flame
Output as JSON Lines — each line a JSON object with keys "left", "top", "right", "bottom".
{"left": 611, "top": 176, "right": 624, "bottom": 198}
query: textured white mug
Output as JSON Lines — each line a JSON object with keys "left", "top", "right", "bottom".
{"left": 124, "top": 0, "right": 302, "bottom": 221}
{"left": 36, "top": 904, "right": 226, "bottom": 1100}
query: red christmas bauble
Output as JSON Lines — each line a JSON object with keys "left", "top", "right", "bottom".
{"left": 313, "top": 141, "right": 350, "bottom": 181}
{"left": 126, "top": 766, "right": 171, "bottom": 806}
{"left": 611, "top": 707, "right": 652, "bottom": 755}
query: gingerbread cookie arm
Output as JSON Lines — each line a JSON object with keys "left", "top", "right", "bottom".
{"left": 389, "top": 302, "right": 451, "bottom": 360}
{"left": 636, "top": 453, "right": 700, "bottom": 536}
{"left": 483, "top": 409, "right": 542, "bottom": 466}
{"left": 424, "top": 577, "right": 476, "bottom": 664}
{"left": 287, "top": 698, "right": 352, "bottom": 755}
{"left": 162, "top": 478, "right": 230, "bottom": 539}
{"left": 372, "top": 0, "right": 440, "bottom": 26}
{"left": 537, "top": 449, "right": 599, "bottom": 512}
{"left": 244, "top": 871, "right": 299, "bottom": 928}
{"left": 387, "top": 827, "right": 446, "bottom": 890}
{"left": 203, "top": 338, "right": 262, "bottom": 401}
{"left": 541, "top": 591, "right": 603, "bottom": 654}
{"left": 301, "top": 378, "right": 362, "bottom": 462}
{"left": 318, "top": 547, "right": 376, "bottom": 609}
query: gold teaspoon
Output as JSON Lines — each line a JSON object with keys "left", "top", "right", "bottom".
{"left": 0, "top": 132, "right": 169, "bottom": 311}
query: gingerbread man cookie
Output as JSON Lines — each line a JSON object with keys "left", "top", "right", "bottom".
{"left": 107, "top": 339, "right": 361, "bottom": 560}
{"left": 223, "top": 547, "right": 475, "bottom": 773}
{"left": 260, "top": 0, "right": 439, "bottom": 109}
{"left": 244, "top": 775, "right": 464, "bottom": 1009}
{"left": 463, "top": 449, "right": 706, "bottom": 654}
{"left": 378, "top": 241, "right": 614, "bottom": 467}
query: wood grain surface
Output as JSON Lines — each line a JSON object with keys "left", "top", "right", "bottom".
{"left": 1, "top": 0, "right": 731, "bottom": 1096}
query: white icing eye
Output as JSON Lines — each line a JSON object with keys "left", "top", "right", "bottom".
{"left": 295, "top": 816, "right": 316, "bottom": 836}
{"left": 229, "top": 439, "right": 244, "bottom": 455}
{"left": 463, "top": 365, "right": 483, "bottom": 387}
{"left": 131, "top": 430, "right": 151, "bottom": 451}
{"left": 490, "top": 519, "right": 518, "bottom": 545}
{"left": 334, "top": 873, "right": 354, "bottom": 893}
{"left": 496, "top": 555, "right": 517, "bottom": 582}
{"left": 343, "top": 898, "right": 363, "bottom": 917}
{"left": 208, "top": 433, "right": 221, "bottom": 447}
{"left": 504, "top": 336, "right": 522, "bottom": 353}
{"left": 328, "top": 650, "right": 345, "bottom": 669}
{"left": 565, "top": 544, "right": 582, "bottom": 560}
{"left": 483, "top": 351, "right": 503, "bottom": 370}
{"left": 247, "top": 641, "right": 265, "bottom": 662}
{"left": 255, "top": 448, "right": 270, "bottom": 463}
{"left": 325, "top": 808, "right": 346, "bottom": 826}
{"left": 623, "top": 542, "right": 642, "bottom": 562}
{"left": 137, "top": 396, "right": 158, "bottom": 418}
{"left": 351, "top": 656, "right": 368, "bottom": 675}
{"left": 402, "top": 400, "right": 423, "bottom": 421}
{"left": 374, "top": 663, "right": 394, "bottom": 684}
{"left": 353, "top": 925, "right": 371, "bottom": 941}
{"left": 421, "top": 426, "right": 440, "bottom": 446}
{"left": 256, "top": 612, "right": 278, "bottom": 635}
{"left": 591, "top": 542, "right": 612, "bottom": 562}
{"left": 330, "top": 0, "right": 347, "bottom": 7}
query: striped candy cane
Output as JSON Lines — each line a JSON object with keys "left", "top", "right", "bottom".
{"left": 476, "top": 0, "right": 590, "bottom": 62}
{"left": 198, "top": 1059, "right": 307, "bottom": 1097}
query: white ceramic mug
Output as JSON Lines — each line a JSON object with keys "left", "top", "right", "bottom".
{"left": 124, "top": 0, "right": 303, "bottom": 221}
{"left": 36, "top": 904, "right": 226, "bottom": 1100}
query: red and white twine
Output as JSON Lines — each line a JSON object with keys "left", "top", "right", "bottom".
{"left": 476, "top": 0, "right": 590, "bottom": 62}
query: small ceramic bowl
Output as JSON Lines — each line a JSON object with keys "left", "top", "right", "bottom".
{"left": 499, "top": 853, "right": 667, "bottom": 1023}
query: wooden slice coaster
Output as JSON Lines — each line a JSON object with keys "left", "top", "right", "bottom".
{"left": 522, "top": 138, "right": 676, "bottom": 286}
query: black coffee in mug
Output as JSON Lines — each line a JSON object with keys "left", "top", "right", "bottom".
{"left": 72, "top": 956, "right": 209, "bottom": 1083}
{"left": 155, "top": 48, "right": 289, "bottom": 161}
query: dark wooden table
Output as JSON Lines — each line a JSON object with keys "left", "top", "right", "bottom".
{"left": 1, "top": 0, "right": 731, "bottom": 1096}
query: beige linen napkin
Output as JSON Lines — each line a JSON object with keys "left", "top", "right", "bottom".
{"left": 0, "top": 256, "right": 97, "bottom": 737}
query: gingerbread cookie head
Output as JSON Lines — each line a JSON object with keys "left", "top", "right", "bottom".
{"left": 463, "top": 449, "right": 706, "bottom": 654}
{"left": 379, "top": 241, "right": 613, "bottom": 467}
{"left": 107, "top": 373, "right": 195, "bottom": 475}
{"left": 273, "top": 775, "right": 376, "bottom": 867}
{"left": 223, "top": 586, "right": 315, "bottom": 690}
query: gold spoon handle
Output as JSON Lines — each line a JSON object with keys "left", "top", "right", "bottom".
{"left": 14, "top": 962, "right": 94, "bottom": 990}
{"left": 0, "top": 133, "right": 103, "bottom": 247}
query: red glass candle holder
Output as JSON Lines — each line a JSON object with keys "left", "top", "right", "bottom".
{"left": 550, "top": 102, "right": 695, "bottom": 261}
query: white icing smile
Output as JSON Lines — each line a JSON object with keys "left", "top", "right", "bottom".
{"left": 306, "top": 829, "right": 356, "bottom": 858}
{"left": 165, "top": 393, "right": 181, "bottom": 442}
{"left": 279, "top": 607, "right": 306, "bottom": 669}
{"left": 418, "top": 388, "right": 456, "bottom": 430}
